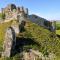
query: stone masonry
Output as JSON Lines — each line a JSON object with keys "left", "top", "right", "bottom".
{"left": 2, "top": 4, "right": 28, "bottom": 21}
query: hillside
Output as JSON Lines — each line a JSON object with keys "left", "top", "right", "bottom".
{"left": 28, "top": 14, "right": 49, "bottom": 26}
{"left": 0, "top": 21, "right": 12, "bottom": 51}
{"left": 0, "top": 20, "right": 60, "bottom": 60}
{"left": 56, "top": 21, "right": 60, "bottom": 35}
{"left": 23, "top": 21, "right": 60, "bottom": 55}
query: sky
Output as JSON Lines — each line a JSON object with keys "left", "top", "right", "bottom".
{"left": 0, "top": 0, "right": 60, "bottom": 20}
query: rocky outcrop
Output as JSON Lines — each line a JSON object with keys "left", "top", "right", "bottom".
{"left": 2, "top": 4, "right": 28, "bottom": 20}
{"left": 23, "top": 49, "right": 56, "bottom": 60}
{"left": 2, "top": 27, "right": 16, "bottom": 57}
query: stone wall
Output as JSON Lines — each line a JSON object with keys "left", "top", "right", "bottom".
{"left": 1, "top": 4, "right": 28, "bottom": 20}
{"left": 2, "top": 27, "right": 16, "bottom": 57}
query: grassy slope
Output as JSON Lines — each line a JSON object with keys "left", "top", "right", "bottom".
{"left": 26, "top": 21, "right": 60, "bottom": 50}
{"left": 56, "top": 30, "right": 60, "bottom": 35}
{"left": 0, "top": 13, "right": 2, "bottom": 18}
{"left": 56, "top": 21, "right": 60, "bottom": 35}
{"left": 0, "top": 20, "right": 60, "bottom": 59}
{"left": 0, "top": 21, "right": 12, "bottom": 51}
{"left": 25, "top": 21, "right": 60, "bottom": 60}
{"left": 18, "top": 21, "right": 60, "bottom": 58}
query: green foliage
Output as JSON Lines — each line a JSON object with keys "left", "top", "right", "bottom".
{"left": 13, "top": 53, "right": 23, "bottom": 60}
{"left": 2, "top": 13, "right": 5, "bottom": 19}
{"left": 0, "top": 13, "right": 2, "bottom": 18}
{"left": 0, "top": 13, "right": 5, "bottom": 19}
{"left": 18, "top": 21, "right": 60, "bottom": 58}
{"left": 56, "top": 22, "right": 60, "bottom": 35}
{"left": 0, "top": 21, "right": 12, "bottom": 51}
{"left": 56, "top": 22, "right": 60, "bottom": 30}
{"left": 0, "top": 20, "right": 60, "bottom": 59}
{"left": 4, "top": 57, "right": 13, "bottom": 60}
{"left": 24, "top": 21, "right": 60, "bottom": 57}
{"left": 56, "top": 30, "right": 60, "bottom": 35}
{"left": 56, "top": 24, "right": 60, "bottom": 30}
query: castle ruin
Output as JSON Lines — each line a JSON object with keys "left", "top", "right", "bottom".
{"left": 2, "top": 4, "right": 28, "bottom": 22}
{"left": 2, "top": 4, "right": 28, "bottom": 57}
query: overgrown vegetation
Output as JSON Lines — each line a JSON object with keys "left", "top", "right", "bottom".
{"left": 0, "top": 20, "right": 60, "bottom": 60}
{"left": 0, "top": 13, "right": 5, "bottom": 19}
{"left": 0, "top": 21, "right": 13, "bottom": 51}
{"left": 56, "top": 22, "right": 60, "bottom": 30}
{"left": 24, "top": 21, "right": 60, "bottom": 55}
{"left": 56, "top": 21, "right": 60, "bottom": 35}
{"left": 18, "top": 21, "right": 60, "bottom": 59}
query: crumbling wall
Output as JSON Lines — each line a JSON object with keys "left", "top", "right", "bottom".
{"left": 2, "top": 27, "right": 16, "bottom": 57}
{"left": 1, "top": 4, "right": 28, "bottom": 20}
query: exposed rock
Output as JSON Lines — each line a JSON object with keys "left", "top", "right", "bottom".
{"left": 2, "top": 4, "right": 28, "bottom": 20}
{"left": 23, "top": 49, "right": 56, "bottom": 60}
{"left": 2, "top": 27, "right": 16, "bottom": 57}
{"left": 11, "top": 24, "right": 20, "bottom": 34}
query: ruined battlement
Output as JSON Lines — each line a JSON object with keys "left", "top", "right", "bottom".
{"left": 1, "top": 4, "right": 28, "bottom": 20}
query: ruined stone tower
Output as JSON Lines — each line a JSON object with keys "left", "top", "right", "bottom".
{"left": 1, "top": 4, "right": 28, "bottom": 21}
{"left": 2, "top": 4, "right": 28, "bottom": 57}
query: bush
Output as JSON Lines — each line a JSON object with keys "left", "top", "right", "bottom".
{"left": 0, "top": 13, "right": 5, "bottom": 19}
{"left": 2, "top": 13, "right": 5, "bottom": 19}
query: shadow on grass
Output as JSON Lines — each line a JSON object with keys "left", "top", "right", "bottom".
{"left": 11, "top": 37, "right": 40, "bottom": 57}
